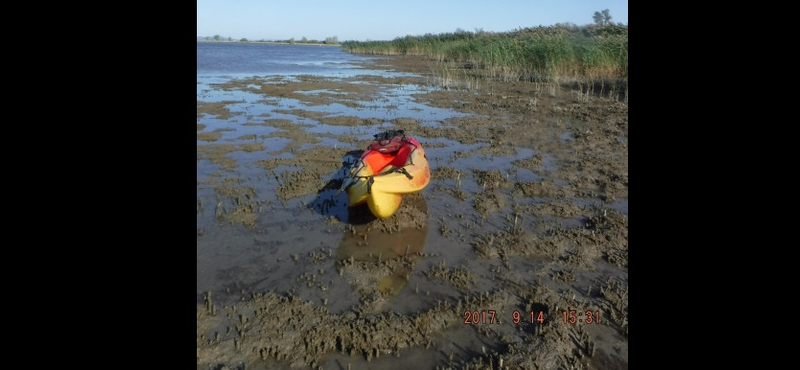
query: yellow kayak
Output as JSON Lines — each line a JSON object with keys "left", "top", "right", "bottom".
{"left": 345, "top": 132, "right": 430, "bottom": 219}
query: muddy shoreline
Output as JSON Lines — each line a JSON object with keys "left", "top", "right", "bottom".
{"left": 197, "top": 53, "right": 628, "bottom": 369}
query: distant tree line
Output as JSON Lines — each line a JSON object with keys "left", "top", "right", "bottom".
{"left": 198, "top": 35, "right": 340, "bottom": 45}
{"left": 199, "top": 8, "right": 620, "bottom": 45}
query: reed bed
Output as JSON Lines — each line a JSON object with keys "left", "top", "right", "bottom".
{"left": 342, "top": 25, "right": 627, "bottom": 100}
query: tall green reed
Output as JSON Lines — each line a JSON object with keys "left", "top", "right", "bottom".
{"left": 341, "top": 25, "right": 628, "bottom": 100}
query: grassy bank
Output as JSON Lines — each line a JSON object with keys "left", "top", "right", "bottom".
{"left": 342, "top": 25, "right": 627, "bottom": 101}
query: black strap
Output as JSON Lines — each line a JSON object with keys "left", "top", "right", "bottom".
{"left": 394, "top": 167, "right": 413, "bottom": 180}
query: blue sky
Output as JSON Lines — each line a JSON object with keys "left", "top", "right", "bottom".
{"left": 197, "top": 0, "right": 628, "bottom": 42}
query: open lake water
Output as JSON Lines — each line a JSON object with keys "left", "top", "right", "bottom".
{"left": 198, "top": 42, "right": 379, "bottom": 79}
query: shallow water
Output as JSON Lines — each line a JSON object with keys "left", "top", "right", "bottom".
{"left": 197, "top": 45, "right": 492, "bottom": 305}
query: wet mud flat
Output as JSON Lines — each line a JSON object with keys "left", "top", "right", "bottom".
{"left": 197, "top": 54, "right": 628, "bottom": 369}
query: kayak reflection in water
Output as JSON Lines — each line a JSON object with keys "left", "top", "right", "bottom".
{"left": 336, "top": 192, "right": 428, "bottom": 297}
